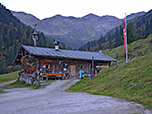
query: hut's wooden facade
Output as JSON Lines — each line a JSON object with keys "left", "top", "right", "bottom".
{"left": 13, "top": 44, "right": 117, "bottom": 84}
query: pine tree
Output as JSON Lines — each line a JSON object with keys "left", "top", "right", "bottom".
{"left": 108, "top": 33, "right": 112, "bottom": 49}
{"left": 127, "top": 23, "right": 136, "bottom": 44}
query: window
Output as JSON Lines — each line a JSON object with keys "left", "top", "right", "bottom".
{"left": 46, "top": 64, "right": 50, "bottom": 69}
{"left": 46, "top": 64, "right": 48, "bottom": 69}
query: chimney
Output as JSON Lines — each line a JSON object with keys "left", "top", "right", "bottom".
{"left": 99, "top": 50, "right": 102, "bottom": 53}
{"left": 54, "top": 41, "right": 60, "bottom": 51}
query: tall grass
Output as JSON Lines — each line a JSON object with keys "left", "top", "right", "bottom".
{"left": 8, "top": 80, "right": 41, "bottom": 89}
{"left": 68, "top": 36, "right": 152, "bottom": 109}
{"left": 0, "top": 71, "right": 18, "bottom": 84}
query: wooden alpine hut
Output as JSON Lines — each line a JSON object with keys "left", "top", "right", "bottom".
{"left": 13, "top": 43, "right": 117, "bottom": 84}
{"left": 13, "top": 26, "right": 117, "bottom": 84}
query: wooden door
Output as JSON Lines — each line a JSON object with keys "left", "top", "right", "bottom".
{"left": 69, "top": 65, "right": 76, "bottom": 76}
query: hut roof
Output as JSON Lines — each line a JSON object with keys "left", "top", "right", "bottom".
{"left": 13, "top": 45, "right": 117, "bottom": 64}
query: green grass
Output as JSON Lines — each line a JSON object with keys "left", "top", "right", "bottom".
{"left": 103, "top": 35, "right": 152, "bottom": 64}
{"left": 8, "top": 79, "right": 55, "bottom": 89}
{"left": 0, "top": 71, "right": 55, "bottom": 89}
{"left": 0, "top": 71, "right": 19, "bottom": 84}
{"left": 68, "top": 36, "right": 152, "bottom": 109}
{"left": 0, "top": 90, "right": 6, "bottom": 94}
{"left": 8, "top": 80, "right": 41, "bottom": 89}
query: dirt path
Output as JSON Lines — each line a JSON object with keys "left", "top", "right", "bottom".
{"left": 0, "top": 80, "right": 16, "bottom": 87}
{"left": 0, "top": 80, "right": 152, "bottom": 114}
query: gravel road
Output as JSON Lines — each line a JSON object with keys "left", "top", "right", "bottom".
{"left": 0, "top": 80, "right": 152, "bottom": 114}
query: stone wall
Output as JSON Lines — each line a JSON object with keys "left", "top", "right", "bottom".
{"left": 19, "top": 73, "right": 39, "bottom": 85}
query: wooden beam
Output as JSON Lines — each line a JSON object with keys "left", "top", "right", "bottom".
{"left": 45, "top": 73, "right": 62, "bottom": 76}
{"left": 64, "top": 59, "right": 90, "bottom": 63}
{"left": 40, "top": 60, "right": 52, "bottom": 63}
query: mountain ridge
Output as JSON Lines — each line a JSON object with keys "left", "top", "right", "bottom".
{"left": 12, "top": 11, "right": 145, "bottom": 49}
{"left": 79, "top": 9, "right": 152, "bottom": 51}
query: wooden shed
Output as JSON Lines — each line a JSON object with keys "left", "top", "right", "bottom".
{"left": 13, "top": 44, "right": 117, "bottom": 84}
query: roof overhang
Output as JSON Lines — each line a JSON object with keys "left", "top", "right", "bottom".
{"left": 13, "top": 44, "right": 117, "bottom": 64}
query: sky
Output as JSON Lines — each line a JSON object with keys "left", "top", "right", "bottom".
{"left": 1, "top": 0, "right": 152, "bottom": 20}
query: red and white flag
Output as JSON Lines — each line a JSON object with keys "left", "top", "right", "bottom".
{"left": 123, "top": 20, "right": 127, "bottom": 51}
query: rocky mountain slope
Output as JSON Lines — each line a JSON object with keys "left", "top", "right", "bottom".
{"left": 11, "top": 11, "right": 40, "bottom": 28}
{"left": 79, "top": 10, "right": 152, "bottom": 51}
{"left": 12, "top": 11, "right": 145, "bottom": 49}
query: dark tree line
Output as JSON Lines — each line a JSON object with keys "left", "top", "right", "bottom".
{"left": 0, "top": 4, "right": 57, "bottom": 74}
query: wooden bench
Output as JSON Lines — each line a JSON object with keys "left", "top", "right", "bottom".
{"left": 45, "top": 73, "right": 62, "bottom": 80}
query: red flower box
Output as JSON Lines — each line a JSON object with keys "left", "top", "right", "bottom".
{"left": 29, "top": 68, "right": 32, "bottom": 73}
{"left": 32, "top": 68, "right": 34, "bottom": 72}
{"left": 18, "top": 72, "right": 21, "bottom": 76}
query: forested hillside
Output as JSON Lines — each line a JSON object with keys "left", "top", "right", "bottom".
{"left": 0, "top": 4, "right": 55, "bottom": 74}
{"left": 79, "top": 9, "right": 152, "bottom": 51}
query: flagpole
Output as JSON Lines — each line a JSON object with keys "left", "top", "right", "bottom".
{"left": 125, "top": 13, "right": 128, "bottom": 63}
